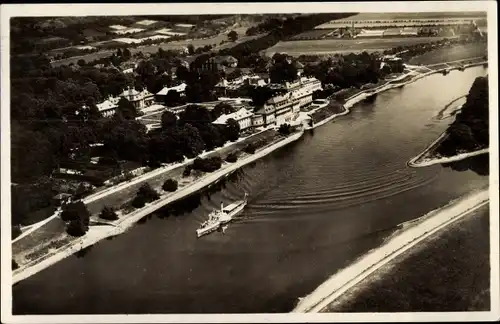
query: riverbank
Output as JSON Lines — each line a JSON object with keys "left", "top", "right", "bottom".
{"left": 321, "top": 203, "right": 490, "bottom": 312}
{"left": 293, "top": 188, "right": 489, "bottom": 313}
{"left": 407, "top": 129, "right": 489, "bottom": 168}
{"left": 12, "top": 130, "right": 304, "bottom": 284}
{"left": 407, "top": 63, "right": 488, "bottom": 168}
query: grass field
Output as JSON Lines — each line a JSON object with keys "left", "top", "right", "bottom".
{"left": 408, "top": 42, "right": 487, "bottom": 65}
{"left": 321, "top": 204, "right": 490, "bottom": 312}
{"left": 265, "top": 36, "right": 450, "bottom": 57}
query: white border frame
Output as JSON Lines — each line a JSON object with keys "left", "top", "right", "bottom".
{"left": 1, "top": 2, "right": 498, "bottom": 323}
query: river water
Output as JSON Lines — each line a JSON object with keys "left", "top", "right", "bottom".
{"left": 13, "top": 67, "right": 489, "bottom": 314}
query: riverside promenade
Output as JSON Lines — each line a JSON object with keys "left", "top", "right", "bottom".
{"left": 12, "top": 130, "right": 304, "bottom": 284}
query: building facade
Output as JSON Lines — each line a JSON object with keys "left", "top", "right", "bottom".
{"left": 212, "top": 107, "right": 254, "bottom": 131}
{"left": 119, "top": 87, "right": 155, "bottom": 109}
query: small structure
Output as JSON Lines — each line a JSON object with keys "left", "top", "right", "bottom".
{"left": 53, "top": 193, "right": 73, "bottom": 206}
{"left": 383, "top": 28, "right": 402, "bottom": 37}
{"left": 355, "top": 29, "right": 385, "bottom": 38}
{"left": 401, "top": 27, "right": 419, "bottom": 36}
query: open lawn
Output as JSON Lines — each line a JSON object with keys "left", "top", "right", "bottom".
{"left": 265, "top": 36, "right": 450, "bottom": 57}
{"left": 321, "top": 203, "right": 490, "bottom": 312}
{"left": 408, "top": 42, "right": 487, "bottom": 65}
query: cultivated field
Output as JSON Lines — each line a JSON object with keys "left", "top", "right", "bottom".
{"left": 315, "top": 12, "right": 487, "bottom": 29}
{"left": 265, "top": 36, "right": 451, "bottom": 57}
{"left": 51, "top": 31, "right": 264, "bottom": 67}
{"left": 409, "top": 42, "right": 487, "bottom": 65}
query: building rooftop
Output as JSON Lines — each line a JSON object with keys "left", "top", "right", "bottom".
{"left": 157, "top": 83, "right": 187, "bottom": 95}
{"left": 212, "top": 108, "right": 253, "bottom": 125}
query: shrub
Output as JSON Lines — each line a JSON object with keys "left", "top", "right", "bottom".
{"left": 226, "top": 152, "right": 238, "bottom": 163}
{"left": 162, "top": 179, "right": 178, "bottom": 192}
{"left": 132, "top": 183, "right": 160, "bottom": 209}
{"left": 183, "top": 166, "right": 192, "bottom": 177}
{"left": 192, "top": 156, "right": 222, "bottom": 173}
{"left": 278, "top": 123, "right": 292, "bottom": 135}
{"left": 100, "top": 206, "right": 118, "bottom": 221}
{"left": 244, "top": 143, "right": 256, "bottom": 154}
{"left": 131, "top": 194, "right": 147, "bottom": 208}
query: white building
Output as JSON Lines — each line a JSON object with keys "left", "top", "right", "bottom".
{"left": 120, "top": 87, "right": 155, "bottom": 109}
{"left": 212, "top": 108, "right": 254, "bottom": 131}
{"left": 156, "top": 83, "right": 187, "bottom": 97}
{"left": 284, "top": 77, "right": 323, "bottom": 108}
{"left": 96, "top": 96, "right": 120, "bottom": 117}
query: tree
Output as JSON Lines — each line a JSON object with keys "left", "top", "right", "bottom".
{"left": 227, "top": 68, "right": 242, "bottom": 81}
{"left": 212, "top": 102, "right": 234, "bottom": 120}
{"left": 100, "top": 206, "right": 118, "bottom": 221}
{"left": 67, "top": 216, "right": 89, "bottom": 237}
{"left": 162, "top": 179, "right": 178, "bottom": 192}
{"left": 132, "top": 183, "right": 160, "bottom": 208}
{"left": 228, "top": 30, "right": 238, "bottom": 42}
{"left": 102, "top": 119, "right": 148, "bottom": 163}
{"left": 278, "top": 123, "right": 292, "bottom": 135}
{"left": 61, "top": 201, "right": 90, "bottom": 224}
{"left": 77, "top": 59, "right": 86, "bottom": 67}
{"left": 115, "top": 97, "right": 137, "bottom": 120}
{"left": 250, "top": 86, "right": 275, "bottom": 106}
{"left": 243, "top": 143, "right": 256, "bottom": 154}
{"left": 224, "top": 118, "right": 240, "bottom": 142}
{"left": 226, "top": 152, "right": 238, "bottom": 163}
{"left": 123, "top": 48, "right": 131, "bottom": 59}
{"left": 270, "top": 53, "right": 298, "bottom": 83}
{"left": 187, "top": 44, "right": 195, "bottom": 55}
{"left": 164, "top": 90, "right": 182, "bottom": 107}
{"left": 161, "top": 110, "right": 178, "bottom": 129}
{"left": 12, "top": 259, "right": 19, "bottom": 270}
{"left": 62, "top": 201, "right": 90, "bottom": 237}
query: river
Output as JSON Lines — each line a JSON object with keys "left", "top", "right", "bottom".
{"left": 12, "top": 66, "right": 489, "bottom": 314}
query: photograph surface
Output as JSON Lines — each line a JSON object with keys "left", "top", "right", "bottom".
{"left": 1, "top": 2, "right": 498, "bottom": 322}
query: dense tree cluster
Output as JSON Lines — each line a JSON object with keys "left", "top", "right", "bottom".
{"left": 192, "top": 156, "right": 223, "bottom": 172}
{"left": 148, "top": 105, "right": 240, "bottom": 166}
{"left": 438, "top": 76, "right": 489, "bottom": 156}
{"left": 303, "top": 52, "right": 386, "bottom": 89}
{"left": 61, "top": 201, "right": 91, "bottom": 237}
{"left": 225, "top": 152, "right": 238, "bottom": 163}
{"left": 162, "top": 179, "right": 179, "bottom": 192}
{"left": 278, "top": 123, "right": 293, "bottom": 135}
{"left": 132, "top": 183, "right": 160, "bottom": 208}
{"left": 269, "top": 53, "right": 299, "bottom": 83}
{"left": 100, "top": 206, "right": 119, "bottom": 221}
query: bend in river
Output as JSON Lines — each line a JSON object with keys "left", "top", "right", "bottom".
{"left": 13, "top": 66, "right": 489, "bottom": 314}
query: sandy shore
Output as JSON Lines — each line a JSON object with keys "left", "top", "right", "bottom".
{"left": 12, "top": 131, "right": 304, "bottom": 284}
{"left": 293, "top": 188, "right": 489, "bottom": 313}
